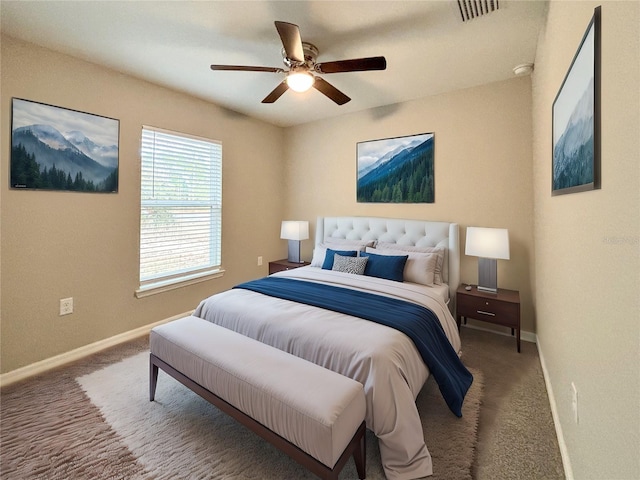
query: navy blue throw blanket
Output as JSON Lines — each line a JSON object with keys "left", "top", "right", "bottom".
{"left": 233, "top": 276, "right": 473, "bottom": 417}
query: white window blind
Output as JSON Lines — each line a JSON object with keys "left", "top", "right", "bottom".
{"left": 139, "top": 126, "right": 222, "bottom": 289}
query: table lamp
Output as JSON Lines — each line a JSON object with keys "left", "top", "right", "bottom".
{"left": 465, "top": 226, "right": 510, "bottom": 293}
{"left": 280, "top": 221, "right": 309, "bottom": 263}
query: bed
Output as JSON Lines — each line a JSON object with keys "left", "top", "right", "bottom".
{"left": 193, "top": 216, "right": 471, "bottom": 480}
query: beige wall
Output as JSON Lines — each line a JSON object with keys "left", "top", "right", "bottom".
{"left": 1, "top": 36, "right": 286, "bottom": 373}
{"left": 532, "top": 1, "right": 639, "bottom": 478}
{"left": 284, "top": 77, "right": 536, "bottom": 332}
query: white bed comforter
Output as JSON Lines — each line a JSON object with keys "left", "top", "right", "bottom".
{"left": 193, "top": 267, "right": 461, "bottom": 480}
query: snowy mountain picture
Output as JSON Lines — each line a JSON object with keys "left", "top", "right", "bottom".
{"left": 11, "top": 98, "right": 119, "bottom": 192}
{"left": 357, "top": 132, "right": 434, "bottom": 203}
{"left": 552, "top": 79, "right": 594, "bottom": 191}
{"left": 551, "top": 9, "right": 600, "bottom": 195}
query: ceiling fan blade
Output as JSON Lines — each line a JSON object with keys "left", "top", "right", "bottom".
{"left": 210, "top": 65, "right": 284, "bottom": 73}
{"left": 274, "top": 21, "right": 304, "bottom": 63}
{"left": 262, "top": 81, "right": 289, "bottom": 103}
{"left": 315, "top": 56, "right": 387, "bottom": 74}
{"left": 313, "top": 77, "right": 351, "bottom": 105}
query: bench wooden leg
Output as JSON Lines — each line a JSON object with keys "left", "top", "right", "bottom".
{"left": 149, "top": 357, "right": 159, "bottom": 401}
{"left": 353, "top": 422, "right": 366, "bottom": 479}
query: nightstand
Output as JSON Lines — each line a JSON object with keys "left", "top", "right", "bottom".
{"left": 268, "top": 259, "right": 311, "bottom": 275}
{"left": 456, "top": 285, "right": 521, "bottom": 352}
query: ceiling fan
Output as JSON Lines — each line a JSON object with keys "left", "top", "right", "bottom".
{"left": 210, "top": 21, "right": 387, "bottom": 105}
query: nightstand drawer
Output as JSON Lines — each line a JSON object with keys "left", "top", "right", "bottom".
{"left": 456, "top": 285, "right": 521, "bottom": 352}
{"left": 457, "top": 294, "right": 519, "bottom": 328}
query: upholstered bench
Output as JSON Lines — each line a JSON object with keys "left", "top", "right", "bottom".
{"left": 149, "top": 315, "right": 367, "bottom": 480}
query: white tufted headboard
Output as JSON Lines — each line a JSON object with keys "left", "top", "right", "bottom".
{"left": 316, "top": 216, "right": 460, "bottom": 311}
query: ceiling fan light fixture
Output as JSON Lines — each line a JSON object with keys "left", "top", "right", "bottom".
{"left": 211, "top": 21, "right": 383, "bottom": 105}
{"left": 286, "top": 71, "right": 315, "bottom": 92}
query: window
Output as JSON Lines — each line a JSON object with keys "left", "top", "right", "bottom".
{"left": 137, "top": 126, "right": 222, "bottom": 297}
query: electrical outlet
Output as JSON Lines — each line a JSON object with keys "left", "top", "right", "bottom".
{"left": 60, "top": 297, "right": 73, "bottom": 316}
{"left": 571, "top": 382, "right": 579, "bottom": 424}
{"left": 257, "top": 256, "right": 263, "bottom": 266}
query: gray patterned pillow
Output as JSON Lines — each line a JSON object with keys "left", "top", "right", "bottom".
{"left": 332, "top": 254, "right": 368, "bottom": 275}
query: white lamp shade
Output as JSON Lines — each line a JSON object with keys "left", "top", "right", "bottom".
{"left": 465, "top": 227, "right": 510, "bottom": 260}
{"left": 280, "top": 221, "right": 309, "bottom": 241}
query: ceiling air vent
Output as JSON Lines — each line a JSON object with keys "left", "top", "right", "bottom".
{"left": 457, "top": 0, "right": 500, "bottom": 22}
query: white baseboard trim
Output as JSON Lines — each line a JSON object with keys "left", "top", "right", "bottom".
{"left": 0, "top": 311, "right": 193, "bottom": 388}
{"left": 536, "top": 336, "right": 574, "bottom": 480}
{"left": 461, "top": 322, "right": 537, "bottom": 344}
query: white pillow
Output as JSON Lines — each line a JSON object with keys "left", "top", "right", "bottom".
{"left": 311, "top": 245, "right": 327, "bottom": 267}
{"left": 375, "top": 242, "right": 446, "bottom": 285}
{"left": 365, "top": 247, "right": 438, "bottom": 286}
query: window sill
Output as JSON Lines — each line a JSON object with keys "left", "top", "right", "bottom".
{"left": 135, "top": 268, "right": 225, "bottom": 299}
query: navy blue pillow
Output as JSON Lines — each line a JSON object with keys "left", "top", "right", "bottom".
{"left": 322, "top": 249, "right": 358, "bottom": 270}
{"left": 360, "top": 252, "right": 408, "bottom": 282}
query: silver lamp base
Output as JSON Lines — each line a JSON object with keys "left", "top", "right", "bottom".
{"left": 477, "top": 257, "right": 498, "bottom": 293}
{"left": 287, "top": 240, "right": 302, "bottom": 263}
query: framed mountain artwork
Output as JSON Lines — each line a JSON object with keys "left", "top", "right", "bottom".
{"left": 10, "top": 98, "right": 119, "bottom": 193}
{"left": 357, "top": 132, "right": 434, "bottom": 203}
{"left": 552, "top": 6, "right": 601, "bottom": 196}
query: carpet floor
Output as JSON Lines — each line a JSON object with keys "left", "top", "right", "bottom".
{"left": 460, "top": 325, "right": 565, "bottom": 480}
{"left": 2, "top": 334, "right": 484, "bottom": 479}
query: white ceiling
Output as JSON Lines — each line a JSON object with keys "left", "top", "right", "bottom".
{"left": 0, "top": 1, "right": 548, "bottom": 127}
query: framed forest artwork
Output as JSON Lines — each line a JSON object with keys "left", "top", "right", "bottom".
{"left": 357, "top": 132, "right": 434, "bottom": 203}
{"left": 10, "top": 98, "right": 119, "bottom": 193}
{"left": 552, "top": 6, "right": 601, "bottom": 196}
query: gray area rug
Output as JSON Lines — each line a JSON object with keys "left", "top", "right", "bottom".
{"left": 1, "top": 340, "right": 483, "bottom": 480}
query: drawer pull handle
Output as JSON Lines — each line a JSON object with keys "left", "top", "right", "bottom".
{"left": 477, "top": 310, "right": 496, "bottom": 317}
